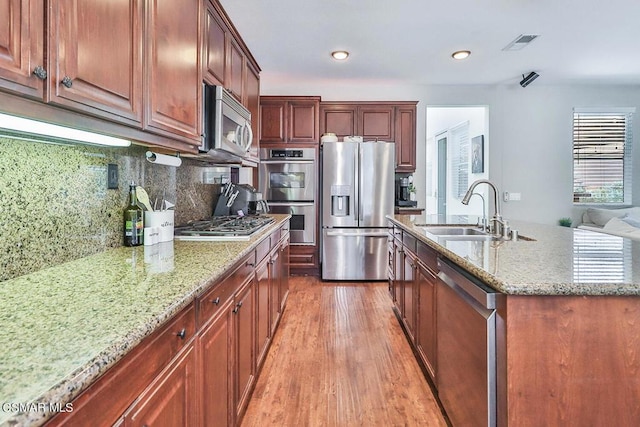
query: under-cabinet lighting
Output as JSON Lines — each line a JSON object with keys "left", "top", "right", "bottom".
{"left": 0, "top": 112, "right": 131, "bottom": 147}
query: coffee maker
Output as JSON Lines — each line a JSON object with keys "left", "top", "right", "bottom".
{"left": 396, "top": 176, "right": 417, "bottom": 207}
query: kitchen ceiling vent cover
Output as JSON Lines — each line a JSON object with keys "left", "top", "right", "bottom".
{"left": 502, "top": 34, "right": 539, "bottom": 51}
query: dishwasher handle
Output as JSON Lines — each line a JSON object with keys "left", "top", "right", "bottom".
{"left": 437, "top": 259, "right": 498, "bottom": 309}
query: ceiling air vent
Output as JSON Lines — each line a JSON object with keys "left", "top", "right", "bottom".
{"left": 502, "top": 34, "right": 539, "bottom": 51}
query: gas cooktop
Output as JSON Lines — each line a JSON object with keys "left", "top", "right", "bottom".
{"left": 174, "top": 215, "right": 275, "bottom": 241}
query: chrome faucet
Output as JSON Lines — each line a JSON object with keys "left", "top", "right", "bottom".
{"left": 462, "top": 179, "right": 505, "bottom": 236}
{"left": 469, "top": 192, "right": 488, "bottom": 231}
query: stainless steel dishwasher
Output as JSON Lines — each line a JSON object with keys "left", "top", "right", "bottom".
{"left": 436, "top": 259, "right": 500, "bottom": 427}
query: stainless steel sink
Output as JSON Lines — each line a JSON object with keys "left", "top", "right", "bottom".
{"left": 422, "top": 227, "right": 488, "bottom": 236}
{"left": 419, "top": 225, "right": 534, "bottom": 241}
{"left": 420, "top": 226, "right": 503, "bottom": 241}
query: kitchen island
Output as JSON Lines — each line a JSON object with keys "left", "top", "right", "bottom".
{"left": 388, "top": 214, "right": 640, "bottom": 426}
{"left": 0, "top": 214, "right": 290, "bottom": 427}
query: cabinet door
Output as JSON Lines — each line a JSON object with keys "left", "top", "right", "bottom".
{"left": 359, "top": 106, "right": 395, "bottom": 141}
{"left": 416, "top": 263, "right": 437, "bottom": 381}
{"left": 227, "top": 39, "right": 244, "bottom": 102}
{"left": 320, "top": 104, "right": 356, "bottom": 138}
{"left": 255, "top": 257, "right": 270, "bottom": 370}
{"left": 126, "top": 344, "right": 197, "bottom": 427}
{"left": 199, "top": 301, "right": 233, "bottom": 427}
{"left": 234, "top": 277, "right": 255, "bottom": 419}
{"left": 279, "top": 235, "right": 290, "bottom": 311}
{"left": 395, "top": 106, "right": 417, "bottom": 172}
{"left": 144, "top": 0, "right": 201, "bottom": 142}
{"left": 288, "top": 101, "right": 318, "bottom": 142}
{"left": 48, "top": 0, "right": 142, "bottom": 124}
{"left": 393, "top": 239, "right": 403, "bottom": 310}
{"left": 403, "top": 251, "right": 416, "bottom": 341}
{"left": 0, "top": 0, "right": 44, "bottom": 98}
{"left": 269, "top": 247, "right": 281, "bottom": 334}
{"left": 203, "top": 0, "right": 226, "bottom": 86}
{"left": 244, "top": 61, "right": 260, "bottom": 164}
{"left": 259, "top": 100, "right": 286, "bottom": 142}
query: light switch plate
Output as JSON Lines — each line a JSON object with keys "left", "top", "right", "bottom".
{"left": 107, "top": 164, "right": 119, "bottom": 189}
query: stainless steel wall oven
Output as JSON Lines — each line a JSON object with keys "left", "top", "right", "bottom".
{"left": 259, "top": 148, "right": 317, "bottom": 245}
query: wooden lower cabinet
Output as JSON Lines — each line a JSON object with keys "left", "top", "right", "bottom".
{"left": 402, "top": 250, "right": 417, "bottom": 341}
{"left": 45, "top": 222, "right": 289, "bottom": 427}
{"left": 199, "top": 299, "right": 233, "bottom": 427}
{"left": 125, "top": 343, "right": 197, "bottom": 427}
{"left": 233, "top": 275, "right": 256, "bottom": 422}
{"left": 289, "top": 245, "right": 319, "bottom": 276}
{"left": 255, "top": 255, "right": 271, "bottom": 370}
{"left": 415, "top": 260, "right": 437, "bottom": 382}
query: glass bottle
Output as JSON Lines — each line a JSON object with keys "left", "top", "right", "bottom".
{"left": 123, "top": 182, "right": 144, "bottom": 246}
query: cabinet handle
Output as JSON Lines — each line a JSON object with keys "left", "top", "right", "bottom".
{"left": 246, "top": 261, "right": 255, "bottom": 267}
{"left": 61, "top": 76, "right": 73, "bottom": 88}
{"left": 176, "top": 328, "right": 186, "bottom": 340}
{"left": 211, "top": 297, "right": 220, "bottom": 305}
{"left": 32, "top": 66, "right": 47, "bottom": 80}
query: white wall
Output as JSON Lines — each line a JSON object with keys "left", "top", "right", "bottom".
{"left": 262, "top": 77, "right": 640, "bottom": 225}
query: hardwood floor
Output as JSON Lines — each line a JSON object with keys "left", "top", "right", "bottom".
{"left": 241, "top": 276, "right": 448, "bottom": 426}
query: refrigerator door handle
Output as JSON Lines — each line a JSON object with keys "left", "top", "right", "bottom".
{"left": 325, "top": 231, "right": 389, "bottom": 237}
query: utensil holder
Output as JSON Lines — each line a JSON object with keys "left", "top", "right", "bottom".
{"left": 144, "top": 210, "right": 175, "bottom": 242}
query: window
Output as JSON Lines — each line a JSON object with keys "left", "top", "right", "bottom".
{"left": 450, "top": 122, "right": 469, "bottom": 200}
{"left": 573, "top": 108, "right": 634, "bottom": 204}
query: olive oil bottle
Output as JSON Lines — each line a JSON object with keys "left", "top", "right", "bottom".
{"left": 123, "top": 182, "right": 144, "bottom": 246}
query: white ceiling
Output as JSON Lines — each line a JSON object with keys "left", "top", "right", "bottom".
{"left": 218, "top": 0, "right": 640, "bottom": 87}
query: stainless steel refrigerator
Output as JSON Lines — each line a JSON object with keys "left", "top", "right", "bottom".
{"left": 321, "top": 141, "right": 395, "bottom": 280}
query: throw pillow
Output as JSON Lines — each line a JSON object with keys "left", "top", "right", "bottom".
{"left": 620, "top": 214, "right": 640, "bottom": 229}
{"left": 586, "top": 207, "right": 640, "bottom": 226}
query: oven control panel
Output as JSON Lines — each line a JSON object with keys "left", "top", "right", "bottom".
{"left": 270, "top": 149, "right": 304, "bottom": 158}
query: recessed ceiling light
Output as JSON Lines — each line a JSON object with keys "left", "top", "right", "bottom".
{"left": 331, "top": 51, "right": 349, "bottom": 60}
{"left": 452, "top": 50, "right": 471, "bottom": 60}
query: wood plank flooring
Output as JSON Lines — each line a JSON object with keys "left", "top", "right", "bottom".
{"left": 241, "top": 276, "right": 448, "bottom": 426}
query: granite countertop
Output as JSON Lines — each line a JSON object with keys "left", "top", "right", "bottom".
{"left": 389, "top": 214, "right": 640, "bottom": 296}
{"left": 0, "top": 214, "right": 290, "bottom": 427}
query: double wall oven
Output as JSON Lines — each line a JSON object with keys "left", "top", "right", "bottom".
{"left": 259, "top": 148, "right": 316, "bottom": 245}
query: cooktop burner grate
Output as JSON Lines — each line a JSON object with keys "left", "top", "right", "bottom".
{"left": 174, "top": 215, "right": 275, "bottom": 238}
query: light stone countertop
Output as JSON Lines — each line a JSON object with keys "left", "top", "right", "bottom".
{"left": 0, "top": 215, "right": 290, "bottom": 427}
{"left": 389, "top": 214, "right": 640, "bottom": 296}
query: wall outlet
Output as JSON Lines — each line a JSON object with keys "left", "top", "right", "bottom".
{"left": 503, "top": 191, "right": 521, "bottom": 201}
{"left": 107, "top": 164, "right": 119, "bottom": 189}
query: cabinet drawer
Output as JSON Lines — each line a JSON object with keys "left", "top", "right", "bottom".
{"left": 402, "top": 232, "right": 417, "bottom": 254}
{"left": 46, "top": 303, "right": 196, "bottom": 426}
{"left": 417, "top": 241, "right": 438, "bottom": 273}
{"left": 256, "top": 237, "right": 271, "bottom": 265}
{"left": 198, "top": 253, "right": 254, "bottom": 327}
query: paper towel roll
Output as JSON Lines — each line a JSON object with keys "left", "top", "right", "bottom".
{"left": 145, "top": 151, "right": 182, "bottom": 167}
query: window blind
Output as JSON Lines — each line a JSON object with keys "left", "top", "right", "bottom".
{"left": 573, "top": 109, "right": 634, "bottom": 204}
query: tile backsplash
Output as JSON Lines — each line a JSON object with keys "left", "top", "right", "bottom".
{"left": 0, "top": 137, "right": 219, "bottom": 282}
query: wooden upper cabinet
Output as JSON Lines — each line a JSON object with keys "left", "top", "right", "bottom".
{"left": 396, "top": 104, "right": 417, "bottom": 172}
{"left": 320, "top": 101, "right": 417, "bottom": 172}
{"left": 289, "top": 101, "right": 318, "bottom": 142}
{"left": 0, "top": 0, "right": 44, "bottom": 99}
{"left": 203, "top": 0, "right": 226, "bottom": 86}
{"left": 144, "top": 0, "right": 201, "bottom": 144}
{"left": 48, "top": 0, "right": 143, "bottom": 125}
{"left": 320, "top": 104, "right": 357, "bottom": 139}
{"left": 259, "top": 100, "right": 286, "bottom": 143}
{"left": 260, "top": 96, "right": 320, "bottom": 144}
{"left": 359, "top": 105, "right": 395, "bottom": 141}
{"left": 245, "top": 61, "right": 260, "bottom": 163}
{"left": 227, "top": 39, "right": 244, "bottom": 102}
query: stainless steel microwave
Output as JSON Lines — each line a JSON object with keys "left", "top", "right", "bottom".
{"left": 200, "top": 85, "right": 253, "bottom": 163}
